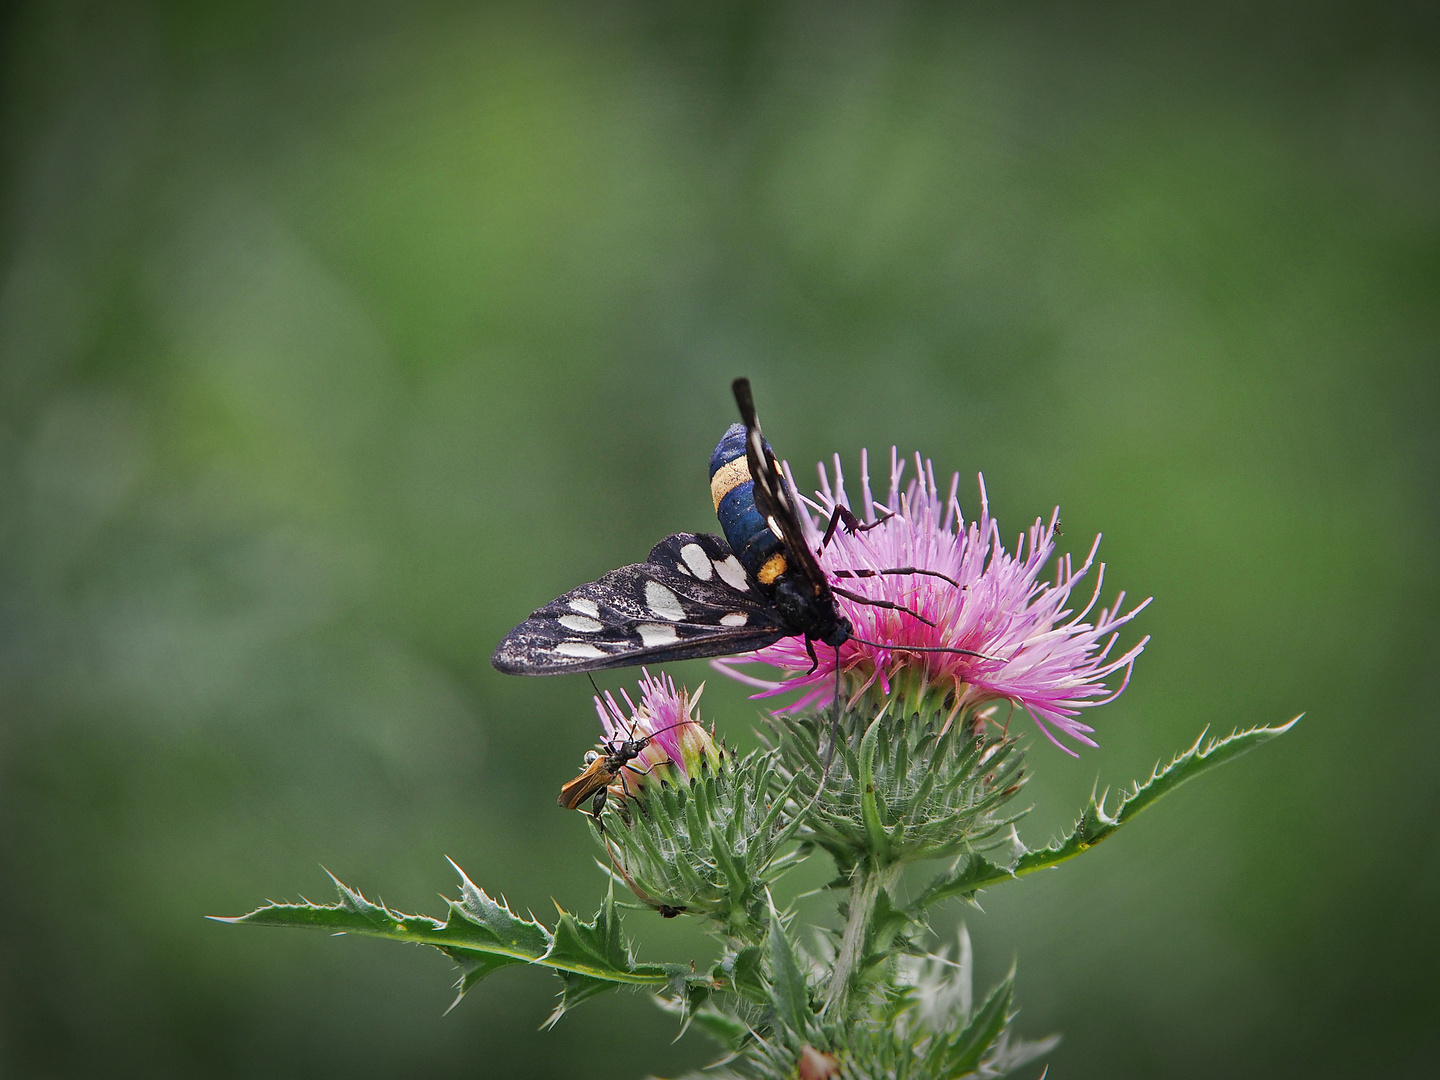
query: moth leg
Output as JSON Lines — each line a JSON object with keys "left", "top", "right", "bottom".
{"left": 831, "top": 585, "right": 936, "bottom": 627}
{"left": 805, "top": 635, "right": 820, "bottom": 675}
{"left": 821, "top": 505, "right": 892, "bottom": 550}
{"left": 833, "top": 566, "right": 964, "bottom": 590}
{"left": 846, "top": 632, "right": 1008, "bottom": 663}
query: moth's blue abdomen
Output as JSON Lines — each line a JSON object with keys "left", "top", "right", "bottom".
{"left": 709, "top": 423, "right": 786, "bottom": 585}
{"left": 707, "top": 423, "right": 745, "bottom": 475}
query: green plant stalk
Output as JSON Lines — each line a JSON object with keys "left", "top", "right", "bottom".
{"left": 823, "top": 708, "right": 903, "bottom": 1012}
{"left": 823, "top": 859, "right": 903, "bottom": 1012}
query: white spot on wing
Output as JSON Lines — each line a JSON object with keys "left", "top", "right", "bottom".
{"left": 680, "top": 543, "right": 713, "bottom": 580}
{"left": 644, "top": 580, "right": 685, "bottom": 621}
{"left": 553, "top": 642, "right": 606, "bottom": 659}
{"left": 569, "top": 599, "right": 600, "bottom": 618}
{"left": 720, "top": 613, "right": 748, "bottom": 627}
{"left": 767, "top": 515, "right": 783, "bottom": 539}
{"left": 559, "top": 614, "right": 603, "bottom": 633}
{"left": 715, "top": 556, "right": 749, "bottom": 591}
{"left": 636, "top": 623, "right": 679, "bottom": 647}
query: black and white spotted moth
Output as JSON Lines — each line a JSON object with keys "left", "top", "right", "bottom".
{"left": 491, "top": 378, "right": 860, "bottom": 676}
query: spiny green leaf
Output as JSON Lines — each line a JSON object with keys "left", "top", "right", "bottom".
{"left": 914, "top": 854, "right": 1013, "bottom": 910}
{"left": 218, "top": 866, "right": 553, "bottom": 982}
{"left": 689, "top": 1008, "right": 751, "bottom": 1051}
{"left": 218, "top": 863, "right": 681, "bottom": 1018}
{"left": 1013, "top": 717, "right": 1301, "bottom": 877}
{"left": 915, "top": 719, "right": 1299, "bottom": 910}
{"left": 544, "top": 973, "right": 614, "bottom": 1029}
{"left": 931, "top": 968, "right": 1014, "bottom": 1075}
{"left": 727, "top": 945, "right": 768, "bottom": 1003}
{"left": 765, "top": 891, "right": 811, "bottom": 1047}
{"left": 652, "top": 972, "right": 715, "bottom": 1042}
{"left": 544, "top": 886, "right": 669, "bottom": 985}
{"left": 1112, "top": 716, "right": 1301, "bottom": 826}
{"left": 447, "top": 858, "right": 552, "bottom": 962}
{"left": 540, "top": 887, "right": 685, "bottom": 1027}
{"left": 652, "top": 995, "right": 753, "bottom": 1053}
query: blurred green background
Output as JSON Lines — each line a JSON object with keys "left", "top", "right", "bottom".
{"left": 2, "top": 1, "right": 1436, "bottom": 1077}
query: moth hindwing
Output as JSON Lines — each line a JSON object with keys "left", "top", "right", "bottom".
{"left": 490, "top": 532, "right": 788, "bottom": 675}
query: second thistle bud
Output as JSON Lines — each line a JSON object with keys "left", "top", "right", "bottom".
{"left": 575, "top": 674, "right": 810, "bottom": 939}
{"left": 587, "top": 671, "right": 720, "bottom": 798}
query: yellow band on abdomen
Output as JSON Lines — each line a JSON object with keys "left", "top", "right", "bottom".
{"left": 710, "top": 457, "right": 752, "bottom": 511}
{"left": 757, "top": 553, "right": 787, "bottom": 585}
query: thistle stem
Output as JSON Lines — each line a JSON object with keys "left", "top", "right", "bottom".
{"left": 823, "top": 861, "right": 903, "bottom": 1012}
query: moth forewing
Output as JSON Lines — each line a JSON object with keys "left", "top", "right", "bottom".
{"left": 490, "top": 535, "right": 789, "bottom": 676}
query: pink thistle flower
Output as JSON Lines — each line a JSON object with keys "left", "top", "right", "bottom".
{"left": 713, "top": 450, "right": 1150, "bottom": 754}
{"left": 592, "top": 669, "right": 721, "bottom": 796}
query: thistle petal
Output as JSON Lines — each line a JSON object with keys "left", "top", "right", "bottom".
{"left": 714, "top": 455, "right": 1149, "bottom": 753}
